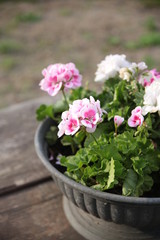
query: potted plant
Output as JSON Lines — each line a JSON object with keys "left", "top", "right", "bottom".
{"left": 35, "top": 55, "right": 160, "bottom": 240}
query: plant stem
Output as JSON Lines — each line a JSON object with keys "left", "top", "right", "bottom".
{"left": 91, "top": 133, "right": 98, "bottom": 145}
{"left": 114, "top": 124, "right": 117, "bottom": 137}
{"left": 71, "top": 143, "right": 76, "bottom": 155}
{"left": 62, "top": 89, "right": 69, "bottom": 108}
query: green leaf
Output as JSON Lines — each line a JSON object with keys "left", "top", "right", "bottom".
{"left": 132, "top": 156, "right": 147, "bottom": 176}
{"left": 101, "top": 159, "right": 110, "bottom": 173}
{"left": 36, "top": 104, "right": 54, "bottom": 121}
{"left": 114, "top": 131, "right": 137, "bottom": 155}
{"left": 74, "top": 130, "right": 86, "bottom": 145}
{"left": 93, "top": 173, "right": 108, "bottom": 190}
{"left": 141, "top": 175, "right": 153, "bottom": 193}
{"left": 104, "top": 77, "right": 119, "bottom": 92}
{"left": 134, "top": 88, "right": 144, "bottom": 106}
{"left": 84, "top": 123, "right": 108, "bottom": 147}
{"left": 144, "top": 151, "right": 160, "bottom": 173}
{"left": 69, "top": 87, "right": 96, "bottom": 102}
{"left": 106, "top": 158, "right": 116, "bottom": 189}
{"left": 60, "top": 155, "right": 79, "bottom": 171}
{"left": 114, "top": 80, "right": 126, "bottom": 102}
{"left": 61, "top": 136, "right": 75, "bottom": 146}
{"left": 53, "top": 100, "right": 67, "bottom": 114}
{"left": 122, "top": 169, "right": 138, "bottom": 196}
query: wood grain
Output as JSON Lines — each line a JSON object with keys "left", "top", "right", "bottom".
{"left": 0, "top": 98, "right": 53, "bottom": 194}
{"left": 0, "top": 181, "right": 85, "bottom": 240}
{"left": 0, "top": 98, "right": 85, "bottom": 239}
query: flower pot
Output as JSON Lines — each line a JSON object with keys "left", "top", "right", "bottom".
{"left": 35, "top": 118, "right": 160, "bottom": 240}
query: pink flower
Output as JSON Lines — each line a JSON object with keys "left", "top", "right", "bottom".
{"left": 151, "top": 68, "right": 160, "bottom": 78}
{"left": 132, "top": 106, "right": 142, "bottom": 114}
{"left": 64, "top": 63, "right": 82, "bottom": 89}
{"left": 114, "top": 115, "right": 124, "bottom": 127}
{"left": 65, "top": 116, "right": 80, "bottom": 135}
{"left": 81, "top": 107, "right": 100, "bottom": 133}
{"left": 39, "top": 63, "right": 82, "bottom": 96}
{"left": 57, "top": 120, "right": 66, "bottom": 138}
{"left": 138, "top": 69, "right": 160, "bottom": 87}
{"left": 58, "top": 96, "right": 106, "bottom": 137}
{"left": 58, "top": 115, "right": 80, "bottom": 137}
{"left": 128, "top": 106, "right": 144, "bottom": 128}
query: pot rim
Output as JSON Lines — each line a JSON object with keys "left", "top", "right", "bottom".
{"left": 34, "top": 118, "right": 160, "bottom": 205}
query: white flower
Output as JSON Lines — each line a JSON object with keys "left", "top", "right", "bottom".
{"left": 126, "top": 62, "right": 147, "bottom": 78}
{"left": 119, "top": 62, "right": 147, "bottom": 82}
{"left": 95, "top": 54, "right": 130, "bottom": 82}
{"left": 119, "top": 67, "right": 132, "bottom": 82}
{"left": 142, "top": 81, "right": 160, "bottom": 116}
{"left": 130, "top": 62, "right": 147, "bottom": 72}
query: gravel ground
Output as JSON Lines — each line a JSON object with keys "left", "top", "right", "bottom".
{"left": 0, "top": 0, "right": 160, "bottom": 108}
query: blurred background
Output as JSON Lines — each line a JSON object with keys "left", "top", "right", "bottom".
{"left": 0, "top": 0, "right": 160, "bottom": 109}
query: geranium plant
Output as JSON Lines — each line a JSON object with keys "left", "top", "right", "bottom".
{"left": 36, "top": 54, "right": 160, "bottom": 197}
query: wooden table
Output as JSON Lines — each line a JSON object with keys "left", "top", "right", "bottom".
{"left": 0, "top": 98, "right": 85, "bottom": 240}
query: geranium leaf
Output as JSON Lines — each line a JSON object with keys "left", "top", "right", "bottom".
{"left": 36, "top": 104, "right": 54, "bottom": 121}
{"left": 122, "top": 169, "right": 138, "bottom": 196}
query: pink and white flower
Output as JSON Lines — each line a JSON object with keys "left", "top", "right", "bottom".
{"left": 114, "top": 115, "right": 124, "bottom": 127}
{"left": 138, "top": 69, "right": 160, "bottom": 87}
{"left": 39, "top": 63, "right": 82, "bottom": 96}
{"left": 65, "top": 116, "right": 80, "bottom": 136}
{"left": 128, "top": 106, "right": 144, "bottom": 128}
{"left": 57, "top": 120, "right": 66, "bottom": 138}
{"left": 58, "top": 96, "right": 106, "bottom": 137}
{"left": 81, "top": 106, "right": 100, "bottom": 133}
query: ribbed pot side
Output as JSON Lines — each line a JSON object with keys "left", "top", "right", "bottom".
{"left": 35, "top": 118, "right": 160, "bottom": 240}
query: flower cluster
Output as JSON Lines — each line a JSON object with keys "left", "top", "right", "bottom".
{"left": 58, "top": 96, "right": 105, "bottom": 137}
{"left": 95, "top": 54, "right": 130, "bottom": 82}
{"left": 39, "top": 63, "right": 82, "bottom": 96}
{"left": 95, "top": 54, "right": 160, "bottom": 118}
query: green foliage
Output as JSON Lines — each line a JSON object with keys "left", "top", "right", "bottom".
{"left": 36, "top": 105, "right": 54, "bottom": 121}
{"left": 15, "top": 12, "right": 41, "bottom": 23}
{"left": 145, "top": 17, "right": 158, "bottom": 32}
{"left": 1, "top": 57, "right": 16, "bottom": 70}
{"left": 69, "top": 87, "right": 96, "bottom": 102}
{"left": 38, "top": 68, "right": 160, "bottom": 197}
{"left": 140, "top": 0, "right": 160, "bottom": 8}
{"left": 104, "top": 79, "right": 137, "bottom": 120}
{"left": 59, "top": 8, "right": 73, "bottom": 17}
{"left": 144, "top": 56, "right": 156, "bottom": 69}
{"left": 61, "top": 127, "right": 160, "bottom": 196}
{"left": 134, "top": 87, "right": 145, "bottom": 106}
{"left": 126, "top": 32, "right": 160, "bottom": 49}
{"left": 0, "top": 40, "right": 22, "bottom": 54}
{"left": 137, "top": 33, "right": 160, "bottom": 47}
{"left": 36, "top": 100, "right": 67, "bottom": 121}
{"left": 108, "top": 36, "right": 121, "bottom": 46}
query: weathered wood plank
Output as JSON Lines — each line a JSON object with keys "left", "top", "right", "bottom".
{"left": 0, "top": 97, "right": 56, "bottom": 193}
{"left": 0, "top": 181, "right": 85, "bottom": 240}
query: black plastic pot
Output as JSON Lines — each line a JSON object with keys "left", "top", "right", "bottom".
{"left": 35, "top": 118, "right": 160, "bottom": 240}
